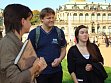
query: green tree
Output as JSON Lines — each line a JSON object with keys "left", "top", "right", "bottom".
{"left": 31, "top": 10, "right": 40, "bottom": 25}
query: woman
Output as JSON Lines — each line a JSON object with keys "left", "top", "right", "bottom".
{"left": 0, "top": 4, "right": 47, "bottom": 83}
{"left": 67, "top": 25, "right": 107, "bottom": 83}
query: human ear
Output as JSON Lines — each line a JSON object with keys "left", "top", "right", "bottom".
{"left": 21, "top": 18, "right": 25, "bottom": 25}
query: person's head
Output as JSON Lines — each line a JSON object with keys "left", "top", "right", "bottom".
{"left": 75, "top": 25, "right": 89, "bottom": 44}
{"left": 40, "top": 7, "right": 55, "bottom": 28}
{"left": 75, "top": 25, "right": 100, "bottom": 62}
{"left": 3, "top": 4, "right": 33, "bottom": 34}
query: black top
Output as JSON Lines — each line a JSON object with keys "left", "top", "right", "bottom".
{"left": 67, "top": 43, "right": 104, "bottom": 83}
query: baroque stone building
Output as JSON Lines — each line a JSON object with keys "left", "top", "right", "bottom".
{"left": 55, "top": 0, "right": 111, "bottom": 41}
{"left": 0, "top": 8, "right": 3, "bottom": 39}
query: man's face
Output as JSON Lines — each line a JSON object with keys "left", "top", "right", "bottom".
{"left": 41, "top": 13, "right": 55, "bottom": 28}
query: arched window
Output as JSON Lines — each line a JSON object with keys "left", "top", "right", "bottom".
{"left": 97, "top": 13, "right": 101, "bottom": 20}
{"left": 102, "top": 13, "right": 106, "bottom": 20}
{"left": 103, "top": 26, "right": 106, "bottom": 33}
{"left": 85, "top": 13, "right": 89, "bottom": 16}
{"left": 69, "top": 13, "right": 73, "bottom": 20}
{"left": 74, "top": 13, "right": 77, "bottom": 16}
{"left": 73, "top": 13, "right": 77, "bottom": 21}
{"left": 85, "top": 13, "right": 89, "bottom": 21}
{"left": 108, "top": 13, "right": 111, "bottom": 20}
{"left": 59, "top": 13, "right": 62, "bottom": 21}
{"left": 67, "top": 13, "right": 69, "bottom": 21}
{"left": 108, "top": 26, "right": 111, "bottom": 34}
{"left": 91, "top": 13, "right": 95, "bottom": 20}
{"left": 79, "top": 13, "right": 83, "bottom": 21}
{"left": 62, "top": 13, "right": 64, "bottom": 21}
{"left": 79, "top": 13, "right": 83, "bottom": 16}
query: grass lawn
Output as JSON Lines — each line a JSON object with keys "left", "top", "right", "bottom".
{"left": 62, "top": 59, "right": 111, "bottom": 83}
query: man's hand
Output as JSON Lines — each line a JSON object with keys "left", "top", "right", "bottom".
{"left": 51, "top": 58, "right": 61, "bottom": 67}
{"left": 32, "top": 57, "right": 47, "bottom": 76}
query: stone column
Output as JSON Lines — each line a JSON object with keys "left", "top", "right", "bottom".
{"left": 88, "top": 25, "right": 92, "bottom": 34}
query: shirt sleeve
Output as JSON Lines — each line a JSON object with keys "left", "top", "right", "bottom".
{"left": 28, "top": 28, "right": 36, "bottom": 50}
{"left": 67, "top": 47, "right": 76, "bottom": 74}
{"left": 60, "top": 29, "right": 67, "bottom": 48}
{"left": 1, "top": 43, "right": 31, "bottom": 83}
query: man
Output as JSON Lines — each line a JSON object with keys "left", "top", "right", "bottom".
{"left": 28, "top": 7, "right": 67, "bottom": 83}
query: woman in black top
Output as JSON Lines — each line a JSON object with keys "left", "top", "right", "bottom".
{"left": 67, "top": 25, "right": 107, "bottom": 83}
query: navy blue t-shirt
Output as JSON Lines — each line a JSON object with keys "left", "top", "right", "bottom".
{"left": 28, "top": 26, "right": 67, "bottom": 74}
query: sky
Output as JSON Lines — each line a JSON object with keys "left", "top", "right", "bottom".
{"left": 0, "top": 0, "right": 110, "bottom": 11}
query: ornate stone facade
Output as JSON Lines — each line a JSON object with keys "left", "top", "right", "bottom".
{"left": 0, "top": 9, "right": 3, "bottom": 30}
{"left": 0, "top": 9, "right": 3, "bottom": 39}
{"left": 55, "top": 0, "right": 111, "bottom": 42}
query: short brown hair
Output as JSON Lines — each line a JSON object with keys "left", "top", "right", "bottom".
{"left": 40, "top": 7, "right": 55, "bottom": 19}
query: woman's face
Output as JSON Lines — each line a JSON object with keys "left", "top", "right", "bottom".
{"left": 21, "top": 14, "right": 32, "bottom": 34}
{"left": 77, "top": 28, "right": 89, "bottom": 43}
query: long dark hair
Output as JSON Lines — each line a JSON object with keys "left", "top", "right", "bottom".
{"left": 75, "top": 25, "right": 99, "bottom": 62}
{"left": 3, "top": 4, "right": 33, "bottom": 34}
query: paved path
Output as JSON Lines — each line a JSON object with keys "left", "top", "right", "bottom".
{"left": 99, "top": 44, "right": 111, "bottom": 67}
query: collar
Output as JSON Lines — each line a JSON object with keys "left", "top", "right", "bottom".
{"left": 7, "top": 31, "right": 23, "bottom": 48}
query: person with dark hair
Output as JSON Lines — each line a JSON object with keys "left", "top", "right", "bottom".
{"left": 109, "top": 37, "right": 111, "bottom": 47}
{"left": 0, "top": 4, "right": 47, "bottom": 83}
{"left": 0, "top": 31, "right": 2, "bottom": 40}
{"left": 67, "top": 25, "right": 107, "bottom": 83}
{"left": 28, "top": 7, "right": 67, "bottom": 83}
{"left": 104, "top": 34, "right": 109, "bottom": 47}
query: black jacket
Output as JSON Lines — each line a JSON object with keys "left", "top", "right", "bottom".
{"left": 92, "top": 62, "right": 108, "bottom": 80}
{"left": 67, "top": 43, "right": 105, "bottom": 83}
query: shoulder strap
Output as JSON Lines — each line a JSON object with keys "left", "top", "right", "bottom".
{"left": 35, "top": 26, "right": 40, "bottom": 49}
{"left": 55, "top": 26, "right": 62, "bottom": 46}
{"left": 35, "top": 26, "right": 62, "bottom": 48}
